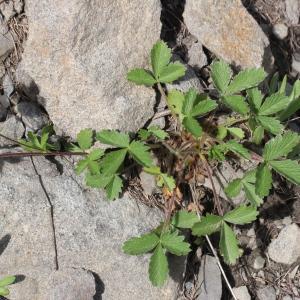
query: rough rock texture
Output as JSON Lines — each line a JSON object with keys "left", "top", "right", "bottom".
{"left": 232, "top": 286, "right": 251, "bottom": 300}
{"left": 257, "top": 286, "right": 276, "bottom": 300}
{"left": 197, "top": 255, "right": 222, "bottom": 300}
{"left": 0, "top": 115, "right": 24, "bottom": 146}
{"left": 0, "top": 21, "right": 14, "bottom": 59}
{"left": 183, "top": 0, "right": 272, "bottom": 69}
{"left": 17, "top": 0, "right": 162, "bottom": 138}
{"left": 268, "top": 224, "right": 300, "bottom": 265}
{"left": 0, "top": 156, "right": 181, "bottom": 299}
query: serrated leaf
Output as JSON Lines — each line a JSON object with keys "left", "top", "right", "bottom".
{"left": 258, "top": 93, "right": 289, "bottom": 116}
{"left": 96, "top": 130, "right": 130, "bottom": 148}
{"left": 191, "top": 99, "right": 218, "bottom": 117}
{"left": 161, "top": 231, "right": 191, "bottom": 256}
{"left": 226, "top": 68, "right": 266, "bottom": 95}
{"left": 263, "top": 132, "right": 300, "bottom": 161}
{"left": 123, "top": 233, "right": 159, "bottom": 255}
{"left": 182, "top": 88, "right": 197, "bottom": 115}
{"left": 171, "top": 210, "right": 199, "bottom": 229}
{"left": 279, "top": 75, "right": 287, "bottom": 94}
{"left": 222, "top": 95, "right": 249, "bottom": 115}
{"left": 269, "top": 159, "right": 300, "bottom": 185}
{"left": 243, "top": 182, "right": 263, "bottom": 206}
{"left": 224, "top": 179, "right": 242, "bottom": 198}
{"left": 243, "top": 169, "right": 257, "bottom": 183}
{"left": 224, "top": 205, "right": 259, "bottom": 225}
{"left": 0, "top": 287, "right": 9, "bottom": 296}
{"left": 167, "top": 89, "right": 184, "bottom": 120}
{"left": 161, "top": 173, "right": 176, "bottom": 191}
{"left": 226, "top": 140, "right": 250, "bottom": 159}
{"left": 269, "top": 72, "right": 279, "bottom": 94}
{"left": 182, "top": 116, "right": 202, "bottom": 138}
{"left": 148, "top": 126, "right": 169, "bottom": 140}
{"left": 105, "top": 175, "right": 123, "bottom": 200}
{"left": 86, "top": 173, "right": 113, "bottom": 188}
{"left": 158, "top": 62, "right": 186, "bottom": 83}
{"left": 100, "top": 149, "right": 127, "bottom": 175}
{"left": 252, "top": 126, "right": 264, "bottom": 145}
{"left": 256, "top": 164, "right": 272, "bottom": 197}
{"left": 129, "top": 141, "right": 153, "bottom": 167}
{"left": 149, "top": 244, "right": 169, "bottom": 287}
{"left": 151, "top": 41, "right": 171, "bottom": 79}
{"left": 211, "top": 60, "right": 232, "bottom": 93}
{"left": 217, "top": 126, "right": 228, "bottom": 140}
{"left": 75, "top": 158, "right": 89, "bottom": 175}
{"left": 0, "top": 276, "right": 15, "bottom": 287}
{"left": 144, "top": 166, "right": 161, "bottom": 175}
{"left": 247, "top": 87, "right": 263, "bottom": 112}
{"left": 127, "top": 68, "right": 156, "bottom": 86}
{"left": 192, "top": 214, "right": 223, "bottom": 236}
{"left": 88, "top": 149, "right": 105, "bottom": 161}
{"left": 138, "top": 129, "right": 151, "bottom": 141}
{"left": 257, "top": 116, "right": 283, "bottom": 135}
{"left": 227, "top": 127, "right": 245, "bottom": 139}
{"left": 219, "top": 222, "right": 241, "bottom": 264}
{"left": 77, "top": 129, "right": 93, "bottom": 150}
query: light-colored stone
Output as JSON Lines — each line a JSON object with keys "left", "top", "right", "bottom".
{"left": 3, "top": 74, "right": 14, "bottom": 97}
{"left": 17, "top": 0, "right": 162, "bottom": 138}
{"left": 0, "top": 156, "right": 181, "bottom": 299}
{"left": 197, "top": 255, "right": 222, "bottom": 300}
{"left": 0, "top": 102, "right": 7, "bottom": 121}
{"left": 183, "top": 0, "right": 272, "bottom": 69}
{"left": 232, "top": 286, "right": 251, "bottom": 300}
{"left": 285, "top": 0, "right": 299, "bottom": 25}
{"left": 15, "top": 101, "right": 49, "bottom": 131}
{"left": 253, "top": 255, "right": 266, "bottom": 270}
{"left": 257, "top": 286, "right": 276, "bottom": 300}
{"left": 273, "top": 23, "right": 289, "bottom": 40}
{"left": 268, "top": 224, "right": 300, "bottom": 265}
{"left": 0, "top": 114, "right": 24, "bottom": 145}
{"left": 0, "top": 1, "right": 14, "bottom": 21}
{"left": 0, "top": 23, "right": 14, "bottom": 59}
{"left": 139, "top": 171, "right": 158, "bottom": 195}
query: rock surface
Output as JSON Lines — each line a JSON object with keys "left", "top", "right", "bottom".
{"left": 183, "top": 0, "right": 272, "bottom": 69}
{"left": 268, "top": 224, "right": 300, "bottom": 265}
{"left": 232, "top": 286, "right": 251, "bottom": 300}
{"left": 257, "top": 286, "right": 276, "bottom": 300}
{"left": 0, "top": 115, "right": 24, "bottom": 146}
{"left": 197, "top": 255, "right": 222, "bottom": 300}
{"left": 0, "top": 156, "right": 181, "bottom": 299}
{"left": 17, "top": 0, "right": 162, "bottom": 138}
{"left": 0, "top": 21, "right": 14, "bottom": 59}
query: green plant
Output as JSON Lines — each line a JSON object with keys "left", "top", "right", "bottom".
{"left": 0, "top": 276, "right": 16, "bottom": 296}
{"left": 10, "top": 41, "right": 300, "bottom": 288}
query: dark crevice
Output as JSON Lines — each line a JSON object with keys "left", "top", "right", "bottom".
{"left": 30, "top": 157, "right": 59, "bottom": 270}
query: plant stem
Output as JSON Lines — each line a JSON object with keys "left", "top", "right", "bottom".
{"left": 223, "top": 116, "right": 249, "bottom": 127}
{"left": 0, "top": 151, "right": 86, "bottom": 159}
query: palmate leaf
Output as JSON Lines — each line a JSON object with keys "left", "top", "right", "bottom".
{"left": 161, "top": 231, "right": 191, "bottom": 256}
{"left": 269, "top": 159, "right": 300, "bottom": 185}
{"left": 158, "top": 62, "right": 186, "bottom": 83}
{"left": 256, "top": 116, "right": 283, "bottom": 135}
{"left": 151, "top": 41, "right": 171, "bottom": 79}
{"left": 182, "top": 116, "right": 202, "bottom": 138}
{"left": 96, "top": 130, "right": 130, "bottom": 148}
{"left": 222, "top": 95, "right": 249, "bottom": 115}
{"left": 166, "top": 90, "right": 184, "bottom": 120}
{"left": 225, "top": 68, "right": 266, "bottom": 95}
{"left": 129, "top": 141, "right": 153, "bottom": 167}
{"left": 149, "top": 244, "right": 169, "bottom": 287}
{"left": 263, "top": 131, "right": 300, "bottom": 161}
{"left": 247, "top": 87, "right": 263, "bottom": 112}
{"left": 171, "top": 210, "right": 199, "bottom": 229}
{"left": 255, "top": 164, "right": 272, "bottom": 197}
{"left": 219, "top": 222, "right": 241, "bottom": 264}
{"left": 123, "top": 233, "right": 159, "bottom": 255}
{"left": 211, "top": 60, "right": 232, "bottom": 93}
{"left": 127, "top": 69, "right": 156, "bottom": 86}
{"left": 160, "top": 173, "right": 176, "bottom": 191}
{"left": 100, "top": 149, "right": 127, "bottom": 175}
{"left": 223, "top": 205, "right": 259, "bottom": 225}
{"left": 105, "top": 174, "right": 123, "bottom": 200}
{"left": 258, "top": 93, "right": 289, "bottom": 116}
{"left": 192, "top": 214, "right": 223, "bottom": 236}
{"left": 77, "top": 129, "right": 93, "bottom": 150}
{"left": 191, "top": 99, "right": 218, "bottom": 117}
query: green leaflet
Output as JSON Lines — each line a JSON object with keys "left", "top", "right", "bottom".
{"left": 123, "top": 233, "right": 159, "bottom": 255}
{"left": 258, "top": 93, "right": 289, "bottom": 116}
{"left": 166, "top": 89, "right": 184, "bottom": 120}
{"left": 100, "top": 149, "right": 127, "bottom": 175}
{"left": 161, "top": 231, "right": 191, "bottom": 256}
{"left": 129, "top": 141, "right": 153, "bottom": 167}
{"left": 256, "top": 116, "right": 283, "bottom": 135}
{"left": 151, "top": 41, "right": 172, "bottom": 79}
{"left": 223, "top": 205, "right": 259, "bottom": 225}
{"left": 158, "top": 62, "right": 186, "bottom": 83}
{"left": 96, "top": 130, "right": 130, "bottom": 148}
{"left": 222, "top": 95, "right": 249, "bottom": 115}
{"left": 192, "top": 214, "right": 223, "bottom": 236}
{"left": 269, "top": 159, "right": 300, "bottom": 185}
{"left": 211, "top": 60, "right": 232, "bottom": 93}
{"left": 105, "top": 174, "right": 123, "bottom": 200}
{"left": 171, "top": 210, "right": 199, "bottom": 229}
{"left": 182, "top": 116, "right": 202, "bottom": 138}
{"left": 127, "top": 69, "right": 156, "bottom": 86}
{"left": 255, "top": 164, "right": 272, "bottom": 197}
{"left": 149, "top": 244, "right": 169, "bottom": 287}
{"left": 247, "top": 87, "right": 263, "bottom": 112}
{"left": 77, "top": 129, "right": 93, "bottom": 150}
{"left": 224, "top": 179, "right": 242, "bottom": 198}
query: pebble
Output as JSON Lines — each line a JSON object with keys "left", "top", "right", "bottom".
{"left": 15, "top": 101, "right": 49, "bottom": 131}
{"left": 139, "top": 171, "right": 158, "bottom": 195}
{"left": 272, "top": 23, "right": 289, "bottom": 40}
{"left": 257, "top": 286, "right": 276, "bottom": 300}
{"left": 232, "top": 286, "right": 251, "bottom": 300}
{"left": 268, "top": 224, "right": 300, "bottom": 265}
{"left": 253, "top": 255, "right": 266, "bottom": 270}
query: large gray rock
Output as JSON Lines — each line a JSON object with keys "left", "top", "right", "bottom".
{"left": 183, "top": 0, "right": 272, "bottom": 69}
{"left": 232, "top": 286, "right": 251, "bottom": 300}
{"left": 0, "top": 156, "right": 181, "bottom": 299}
{"left": 268, "top": 224, "right": 300, "bottom": 265}
{"left": 17, "top": 0, "right": 162, "bottom": 138}
{"left": 0, "top": 115, "right": 24, "bottom": 146}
